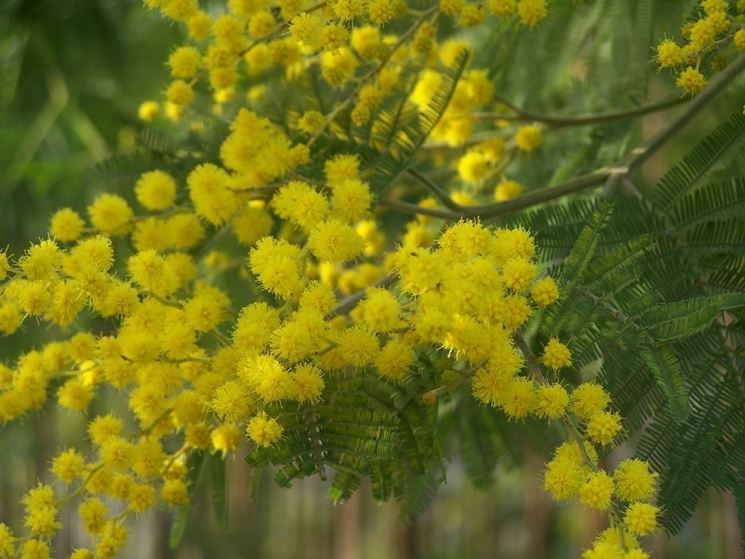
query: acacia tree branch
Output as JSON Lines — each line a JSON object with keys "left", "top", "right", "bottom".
{"left": 326, "top": 273, "right": 397, "bottom": 319}
{"left": 383, "top": 169, "right": 614, "bottom": 221}
{"left": 407, "top": 168, "right": 465, "bottom": 211}
{"left": 472, "top": 96, "right": 685, "bottom": 128}
{"left": 626, "top": 54, "right": 745, "bottom": 174}
{"left": 381, "top": 54, "right": 745, "bottom": 222}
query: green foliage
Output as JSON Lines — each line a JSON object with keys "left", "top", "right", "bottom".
{"left": 517, "top": 107, "right": 745, "bottom": 536}
{"left": 169, "top": 450, "right": 206, "bottom": 549}
{"left": 246, "top": 356, "right": 441, "bottom": 503}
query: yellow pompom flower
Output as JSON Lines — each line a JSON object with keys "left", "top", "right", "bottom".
{"left": 20, "top": 540, "right": 50, "bottom": 559}
{"left": 502, "top": 257, "right": 536, "bottom": 291}
{"left": 374, "top": 339, "right": 413, "bottom": 381}
{"left": 272, "top": 180, "right": 328, "bottom": 230}
{"left": 132, "top": 438, "right": 166, "bottom": 478}
{"left": 359, "top": 288, "right": 401, "bottom": 333}
{"left": 500, "top": 376, "right": 537, "bottom": 419}
{"left": 321, "top": 48, "right": 358, "bottom": 87}
{"left": 676, "top": 66, "right": 707, "bottom": 95}
{"left": 58, "top": 378, "right": 94, "bottom": 412}
{"left": 587, "top": 410, "right": 622, "bottom": 445}
{"left": 543, "top": 456, "right": 585, "bottom": 500}
{"left": 571, "top": 383, "right": 610, "bottom": 420}
{"left": 656, "top": 39, "right": 683, "bottom": 68}
{"left": 161, "top": 479, "right": 189, "bottom": 506}
{"left": 541, "top": 338, "right": 572, "bottom": 370}
{"left": 0, "top": 250, "right": 11, "bottom": 281}
{"left": 494, "top": 178, "right": 523, "bottom": 201}
{"left": 624, "top": 503, "right": 658, "bottom": 535}
{"left": 702, "top": 0, "right": 727, "bottom": 14}
{"left": 0, "top": 523, "right": 14, "bottom": 558}
{"left": 290, "top": 13, "right": 324, "bottom": 51}
{"left": 517, "top": 0, "right": 546, "bottom": 26}
{"left": 531, "top": 276, "right": 559, "bottom": 306}
{"left": 161, "top": 0, "right": 198, "bottom": 21}
{"left": 499, "top": 294, "right": 532, "bottom": 330}
{"left": 51, "top": 449, "right": 86, "bottom": 483}
{"left": 100, "top": 437, "right": 134, "bottom": 471}
{"left": 368, "top": 0, "right": 395, "bottom": 25}
{"left": 247, "top": 412, "right": 284, "bottom": 447}
{"left": 440, "top": 0, "right": 463, "bottom": 16}
{"left": 249, "top": 11, "right": 275, "bottom": 37}
{"left": 49, "top": 208, "right": 85, "bottom": 242}
{"left": 128, "top": 483, "right": 156, "bottom": 513}
{"left": 168, "top": 46, "right": 201, "bottom": 78}
{"left": 350, "top": 25, "right": 383, "bottom": 59}
{"left": 332, "top": 0, "right": 366, "bottom": 20}
{"left": 232, "top": 205, "right": 274, "bottom": 246}
{"left": 291, "top": 363, "right": 325, "bottom": 403}
{"left": 459, "top": 4, "right": 486, "bottom": 26}
{"left": 19, "top": 239, "right": 62, "bottom": 281}
{"left": 308, "top": 219, "right": 365, "bottom": 262}
{"left": 135, "top": 170, "right": 177, "bottom": 210}
{"left": 735, "top": 29, "right": 745, "bottom": 51}
{"left": 488, "top": 0, "right": 515, "bottom": 17}
{"left": 535, "top": 383, "right": 569, "bottom": 420}
{"left": 324, "top": 153, "right": 360, "bottom": 187}
{"left": 166, "top": 79, "right": 194, "bottom": 107}
{"left": 580, "top": 471, "right": 615, "bottom": 511}
{"left": 514, "top": 124, "right": 543, "bottom": 152}
{"left": 331, "top": 179, "right": 372, "bottom": 223}
{"left": 88, "top": 194, "right": 134, "bottom": 236}
{"left": 138, "top": 100, "right": 160, "bottom": 122}
{"left": 244, "top": 354, "right": 294, "bottom": 402}
{"left": 94, "top": 521, "right": 127, "bottom": 559}
{"left": 88, "top": 414, "right": 124, "bottom": 446}
{"left": 614, "top": 458, "right": 658, "bottom": 503}
{"left": 249, "top": 237, "right": 304, "bottom": 300}
{"left": 127, "top": 250, "right": 178, "bottom": 297}
{"left": 211, "top": 423, "right": 242, "bottom": 455}
{"left": 186, "top": 163, "right": 237, "bottom": 225}
{"left": 331, "top": 326, "right": 380, "bottom": 368}
{"left": 167, "top": 213, "right": 205, "bottom": 249}
{"left": 688, "top": 17, "right": 717, "bottom": 51}
{"left": 322, "top": 23, "right": 349, "bottom": 51}
{"left": 210, "top": 381, "right": 253, "bottom": 422}
{"left": 457, "top": 151, "right": 489, "bottom": 183}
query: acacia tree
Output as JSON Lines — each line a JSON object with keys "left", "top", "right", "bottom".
{"left": 0, "top": 0, "right": 744, "bottom": 558}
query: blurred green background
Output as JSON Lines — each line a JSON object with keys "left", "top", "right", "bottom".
{"left": 0, "top": 0, "right": 742, "bottom": 557}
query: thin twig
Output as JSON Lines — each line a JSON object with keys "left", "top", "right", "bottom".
{"left": 472, "top": 96, "right": 685, "bottom": 128}
{"left": 326, "top": 273, "right": 396, "bottom": 318}
{"left": 407, "top": 168, "right": 464, "bottom": 211}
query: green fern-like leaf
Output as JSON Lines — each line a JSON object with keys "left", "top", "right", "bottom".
{"left": 640, "top": 293, "right": 745, "bottom": 342}
{"left": 640, "top": 343, "right": 690, "bottom": 421}
{"left": 652, "top": 111, "right": 745, "bottom": 212}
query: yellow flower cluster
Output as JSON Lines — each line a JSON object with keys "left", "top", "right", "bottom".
{"left": 656, "top": 0, "right": 743, "bottom": 95}
{"left": 136, "top": 0, "right": 548, "bottom": 120}
{"left": 0, "top": 1, "right": 679, "bottom": 557}
{"left": 543, "top": 382, "right": 660, "bottom": 559}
